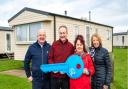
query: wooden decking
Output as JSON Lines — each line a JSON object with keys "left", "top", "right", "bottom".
{"left": 0, "top": 52, "right": 14, "bottom": 59}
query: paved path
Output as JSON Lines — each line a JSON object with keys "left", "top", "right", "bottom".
{"left": 0, "top": 69, "right": 26, "bottom": 78}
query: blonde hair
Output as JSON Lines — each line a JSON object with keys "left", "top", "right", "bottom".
{"left": 91, "top": 33, "right": 102, "bottom": 47}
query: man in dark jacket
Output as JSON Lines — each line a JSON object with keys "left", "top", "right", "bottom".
{"left": 48, "top": 25, "right": 74, "bottom": 89}
{"left": 24, "top": 29, "right": 51, "bottom": 89}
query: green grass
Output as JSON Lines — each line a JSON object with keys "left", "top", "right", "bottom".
{"left": 0, "top": 74, "right": 31, "bottom": 89}
{"left": 0, "top": 59, "right": 31, "bottom": 89}
{"left": 111, "top": 48, "right": 128, "bottom": 89}
{"left": 0, "top": 59, "right": 23, "bottom": 72}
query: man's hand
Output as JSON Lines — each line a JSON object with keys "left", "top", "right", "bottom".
{"left": 53, "top": 71, "right": 58, "bottom": 73}
{"left": 53, "top": 71, "right": 64, "bottom": 74}
{"left": 60, "top": 71, "right": 65, "bottom": 74}
{"left": 28, "top": 76, "right": 33, "bottom": 82}
{"left": 103, "top": 85, "right": 108, "bottom": 89}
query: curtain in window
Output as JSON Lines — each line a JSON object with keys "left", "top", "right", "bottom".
{"left": 86, "top": 26, "right": 90, "bottom": 46}
{"left": 29, "top": 22, "right": 42, "bottom": 41}
{"left": 16, "top": 24, "right": 27, "bottom": 41}
{"left": 75, "top": 25, "right": 79, "bottom": 37}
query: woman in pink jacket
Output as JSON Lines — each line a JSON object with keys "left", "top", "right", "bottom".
{"left": 70, "top": 35, "right": 95, "bottom": 89}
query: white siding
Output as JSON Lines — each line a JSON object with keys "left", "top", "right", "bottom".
{"left": 9, "top": 11, "right": 53, "bottom": 26}
{"left": 55, "top": 16, "right": 112, "bottom": 52}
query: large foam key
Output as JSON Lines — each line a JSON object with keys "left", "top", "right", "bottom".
{"left": 40, "top": 55, "right": 84, "bottom": 79}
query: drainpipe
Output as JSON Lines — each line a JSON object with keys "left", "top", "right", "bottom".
{"left": 53, "top": 15, "right": 56, "bottom": 41}
{"left": 112, "top": 27, "right": 114, "bottom": 82}
{"left": 112, "top": 27, "right": 113, "bottom": 52}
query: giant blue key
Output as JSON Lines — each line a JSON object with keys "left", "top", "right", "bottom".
{"left": 40, "top": 55, "right": 84, "bottom": 79}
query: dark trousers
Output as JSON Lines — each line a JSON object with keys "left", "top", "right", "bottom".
{"left": 91, "top": 82, "right": 110, "bottom": 89}
{"left": 91, "top": 85, "right": 110, "bottom": 89}
{"left": 32, "top": 78, "right": 50, "bottom": 89}
{"left": 50, "top": 77, "right": 69, "bottom": 89}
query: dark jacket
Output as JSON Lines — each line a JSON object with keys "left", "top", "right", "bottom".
{"left": 90, "top": 47, "right": 112, "bottom": 89}
{"left": 48, "top": 39, "right": 74, "bottom": 78}
{"left": 24, "top": 41, "right": 51, "bottom": 81}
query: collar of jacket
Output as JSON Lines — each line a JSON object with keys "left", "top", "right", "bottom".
{"left": 36, "top": 41, "right": 47, "bottom": 47}
{"left": 74, "top": 51, "right": 86, "bottom": 57}
{"left": 94, "top": 47, "right": 101, "bottom": 51}
{"left": 59, "top": 39, "right": 68, "bottom": 44}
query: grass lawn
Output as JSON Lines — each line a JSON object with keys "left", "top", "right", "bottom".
{"left": 111, "top": 48, "right": 128, "bottom": 89}
{"left": 0, "top": 59, "right": 23, "bottom": 72}
{"left": 0, "top": 74, "right": 31, "bottom": 89}
{"left": 0, "top": 59, "right": 32, "bottom": 89}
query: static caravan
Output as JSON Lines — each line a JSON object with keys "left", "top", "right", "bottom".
{"left": 0, "top": 26, "right": 14, "bottom": 58}
{"left": 8, "top": 7, "right": 113, "bottom": 60}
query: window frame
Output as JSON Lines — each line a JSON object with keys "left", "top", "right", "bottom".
{"left": 107, "top": 30, "right": 111, "bottom": 40}
{"left": 74, "top": 25, "right": 79, "bottom": 37}
{"left": 15, "top": 22, "right": 42, "bottom": 44}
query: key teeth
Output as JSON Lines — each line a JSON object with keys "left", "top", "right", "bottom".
{"left": 42, "top": 64, "right": 67, "bottom": 73}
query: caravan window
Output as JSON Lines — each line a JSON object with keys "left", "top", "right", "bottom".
{"left": 16, "top": 22, "right": 42, "bottom": 42}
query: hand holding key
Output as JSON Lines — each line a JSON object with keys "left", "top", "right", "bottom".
{"left": 40, "top": 55, "right": 84, "bottom": 79}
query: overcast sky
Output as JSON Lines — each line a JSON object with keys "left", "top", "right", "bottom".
{"left": 0, "top": 0, "right": 127, "bottom": 33}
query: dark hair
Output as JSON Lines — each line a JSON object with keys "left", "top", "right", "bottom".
{"left": 91, "top": 33, "right": 102, "bottom": 47}
{"left": 74, "top": 35, "right": 87, "bottom": 53}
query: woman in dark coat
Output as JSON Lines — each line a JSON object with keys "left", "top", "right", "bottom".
{"left": 90, "top": 34, "right": 112, "bottom": 89}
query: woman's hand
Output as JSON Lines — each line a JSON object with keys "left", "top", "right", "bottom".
{"left": 83, "top": 68, "right": 89, "bottom": 75}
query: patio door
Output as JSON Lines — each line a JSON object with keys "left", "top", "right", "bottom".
{"left": 6, "top": 33, "right": 11, "bottom": 52}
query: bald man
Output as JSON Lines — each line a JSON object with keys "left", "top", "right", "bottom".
{"left": 24, "top": 29, "right": 51, "bottom": 89}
